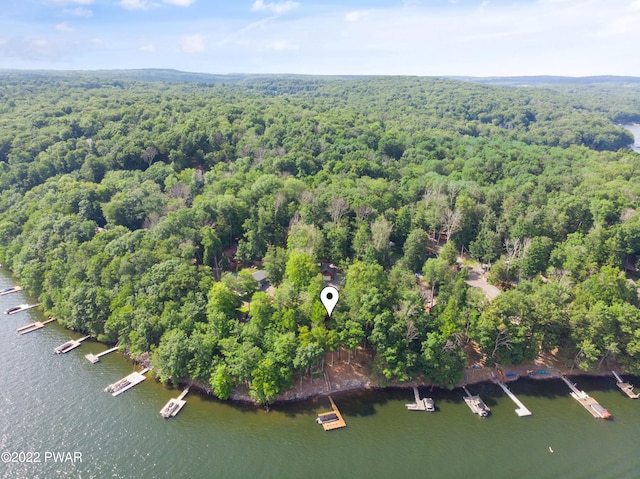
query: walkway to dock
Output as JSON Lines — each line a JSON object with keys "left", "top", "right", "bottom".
{"left": 406, "top": 386, "right": 435, "bottom": 411}
{"left": 86, "top": 346, "right": 119, "bottom": 364}
{"left": 105, "top": 368, "right": 149, "bottom": 397}
{"left": 495, "top": 381, "right": 531, "bottom": 416}
{"left": 613, "top": 371, "right": 639, "bottom": 399}
{"left": 160, "top": 388, "right": 189, "bottom": 418}
{"left": 54, "top": 336, "right": 90, "bottom": 354}
{"left": 316, "top": 396, "right": 347, "bottom": 431}
{"left": 561, "top": 376, "right": 611, "bottom": 419}
{"left": 16, "top": 318, "right": 56, "bottom": 335}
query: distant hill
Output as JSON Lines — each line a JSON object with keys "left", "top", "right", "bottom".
{"left": 1, "top": 69, "right": 639, "bottom": 87}
{"left": 448, "top": 75, "right": 640, "bottom": 87}
{"left": 0, "top": 68, "right": 369, "bottom": 84}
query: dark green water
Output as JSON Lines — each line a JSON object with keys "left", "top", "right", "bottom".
{"left": 2, "top": 269, "right": 640, "bottom": 479}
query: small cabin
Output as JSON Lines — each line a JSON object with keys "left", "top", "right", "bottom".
{"left": 321, "top": 268, "right": 334, "bottom": 282}
{"left": 252, "top": 270, "right": 268, "bottom": 288}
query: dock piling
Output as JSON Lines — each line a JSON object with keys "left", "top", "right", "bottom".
{"left": 316, "top": 396, "right": 347, "bottom": 430}
{"left": 613, "top": 371, "right": 639, "bottom": 399}
{"left": 160, "top": 388, "right": 190, "bottom": 418}
{"left": 16, "top": 318, "right": 56, "bottom": 335}
{"left": 495, "top": 381, "right": 531, "bottom": 416}
{"left": 85, "top": 346, "right": 119, "bottom": 363}
{"left": 405, "top": 386, "right": 435, "bottom": 412}
{"left": 561, "top": 376, "right": 611, "bottom": 418}
{"left": 462, "top": 386, "right": 490, "bottom": 417}
{"left": 105, "top": 368, "right": 149, "bottom": 397}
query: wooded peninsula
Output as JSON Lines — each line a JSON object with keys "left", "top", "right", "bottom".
{"left": 2, "top": 71, "right": 640, "bottom": 405}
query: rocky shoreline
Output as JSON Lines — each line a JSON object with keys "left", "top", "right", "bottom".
{"left": 126, "top": 342, "right": 630, "bottom": 407}
{"left": 171, "top": 357, "right": 629, "bottom": 407}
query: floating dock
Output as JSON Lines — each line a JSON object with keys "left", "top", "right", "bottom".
{"left": 612, "top": 371, "right": 639, "bottom": 399}
{"left": 160, "top": 388, "right": 189, "bottom": 418}
{"left": 16, "top": 318, "right": 56, "bottom": 335}
{"left": 406, "top": 386, "right": 435, "bottom": 412}
{"left": 495, "top": 381, "right": 531, "bottom": 416}
{"left": 105, "top": 368, "right": 149, "bottom": 397}
{"left": 5, "top": 303, "right": 41, "bottom": 315}
{"left": 0, "top": 286, "right": 22, "bottom": 296}
{"left": 561, "top": 376, "right": 611, "bottom": 419}
{"left": 54, "top": 336, "right": 90, "bottom": 354}
{"left": 462, "top": 386, "right": 490, "bottom": 417}
{"left": 316, "top": 396, "right": 347, "bottom": 431}
{"left": 85, "top": 346, "right": 119, "bottom": 364}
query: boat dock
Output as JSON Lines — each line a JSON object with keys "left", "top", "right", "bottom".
{"left": 405, "top": 386, "right": 435, "bottom": 411}
{"left": 0, "top": 286, "right": 22, "bottom": 296}
{"left": 5, "top": 303, "right": 41, "bottom": 315}
{"left": 316, "top": 396, "right": 347, "bottom": 431}
{"left": 85, "top": 346, "right": 119, "bottom": 364}
{"left": 105, "top": 368, "right": 149, "bottom": 397}
{"left": 54, "top": 336, "right": 90, "bottom": 354}
{"left": 495, "top": 381, "right": 532, "bottom": 416}
{"left": 160, "top": 388, "right": 189, "bottom": 418}
{"left": 612, "top": 371, "right": 639, "bottom": 399}
{"left": 16, "top": 318, "right": 56, "bottom": 335}
{"left": 462, "top": 386, "right": 490, "bottom": 417}
{"left": 561, "top": 376, "right": 611, "bottom": 418}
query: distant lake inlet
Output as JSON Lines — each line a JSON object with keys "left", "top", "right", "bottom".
{"left": 622, "top": 124, "right": 640, "bottom": 152}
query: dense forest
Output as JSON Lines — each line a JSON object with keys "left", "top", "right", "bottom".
{"left": 1, "top": 72, "right": 640, "bottom": 405}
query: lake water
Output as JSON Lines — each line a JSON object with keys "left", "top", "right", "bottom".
{"left": 623, "top": 124, "right": 640, "bottom": 153}
{"left": 2, "top": 269, "right": 640, "bottom": 479}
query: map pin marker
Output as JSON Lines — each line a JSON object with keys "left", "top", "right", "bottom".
{"left": 320, "top": 286, "right": 339, "bottom": 317}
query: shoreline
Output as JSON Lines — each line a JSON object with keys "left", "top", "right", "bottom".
{"left": 173, "top": 355, "right": 629, "bottom": 407}
{"left": 106, "top": 335, "right": 636, "bottom": 407}
{"left": 182, "top": 367, "right": 628, "bottom": 408}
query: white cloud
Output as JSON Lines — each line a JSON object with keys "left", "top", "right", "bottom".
{"left": 63, "top": 7, "right": 93, "bottom": 16}
{"left": 55, "top": 22, "right": 75, "bottom": 32}
{"left": 631, "top": 0, "right": 640, "bottom": 10}
{"left": 0, "top": 36, "right": 67, "bottom": 62}
{"left": 252, "top": 0, "right": 300, "bottom": 15}
{"left": 345, "top": 10, "right": 367, "bottom": 22}
{"left": 119, "top": 0, "right": 157, "bottom": 10}
{"left": 180, "top": 35, "right": 206, "bottom": 53}
{"left": 269, "top": 40, "right": 299, "bottom": 51}
{"left": 163, "top": 0, "right": 195, "bottom": 5}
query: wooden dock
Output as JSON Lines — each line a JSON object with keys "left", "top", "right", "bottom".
{"left": 160, "top": 388, "right": 189, "bottom": 418}
{"left": 405, "top": 386, "right": 435, "bottom": 411}
{"left": 561, "top": 376, "right": 611, "bottom": 419}
{"left": 5, "top": 303, "right": 41, "bottom": 315}
{"left": 612, "top": 371, "right": 639, "bottom": 399}
{"left": 462, "top": 386, "right": 490, "bottom": 417}
{"left": 316, "top": 396, "right": 347, "bottom": 431}
{"left": 105, "top": 368, "right": 149, "bottom": 397}
{"left": 16, "top": 318, "right": 56, "bottom": 335}
{"left": 54, "top": 336, "right": 90, "bottom": 354}
{"left": 85, "top": 346, "right": 119, "bottom": 363}
{"left": 495, "top": 381, "right": 531, "bottom": 416}
{"left": 0, "top": 286, "right": 21, "bottom": 296}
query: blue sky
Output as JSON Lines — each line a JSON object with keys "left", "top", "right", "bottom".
{"left": 1, "top": 0, "right": 639, "bottom": 76}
